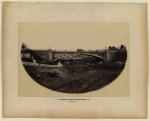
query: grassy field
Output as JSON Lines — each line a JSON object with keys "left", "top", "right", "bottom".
{"left": 23, "top": 62, "right": 125, "bottom": 93}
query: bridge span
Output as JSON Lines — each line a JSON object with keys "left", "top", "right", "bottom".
{"left": 51, "top": 52, "right": 105, "bottom": 62}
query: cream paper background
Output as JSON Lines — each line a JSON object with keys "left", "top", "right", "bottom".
{"left": 2, "top": 2, "right": 147, "bottom": 118}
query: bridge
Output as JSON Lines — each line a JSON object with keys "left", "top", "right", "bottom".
{"left": 51, "top": 52, "right": 105, "bottom": 62}
{"left": 80, "top": 53, "right": 105, "bottom": 60}
{"left": 21, "top": 43, "right": 126, "bottom": 65}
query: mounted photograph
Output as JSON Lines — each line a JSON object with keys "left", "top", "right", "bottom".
{"left": 3, "top": 2, "right": 147, "bottom": 118}
{"left": 18, "top": 22, "right": 129, "bottom": 95}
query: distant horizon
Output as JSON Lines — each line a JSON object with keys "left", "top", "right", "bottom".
{"left": 22, "top": 42, "right": 126, "bottom": 51}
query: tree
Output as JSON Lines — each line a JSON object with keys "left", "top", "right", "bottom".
{"left": 120, "top": 45, "right": 126, "bottom": 50}
{"left": 109, "top": 46, "right": 112, "bottom": 50}
{"left": 22, "top": 43, "right": 28, "bottom": 49}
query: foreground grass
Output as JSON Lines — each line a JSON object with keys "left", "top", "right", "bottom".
{"left": 23, "top": 63, "right": 124, "bottom": 93}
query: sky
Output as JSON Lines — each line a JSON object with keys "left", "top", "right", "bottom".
{"left": 18, "top": 22, "right": 129, "bottom": 50}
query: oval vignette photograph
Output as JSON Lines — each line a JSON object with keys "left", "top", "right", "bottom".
{"left": 19, "top": 22, "right": 128, "bottom": 94}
